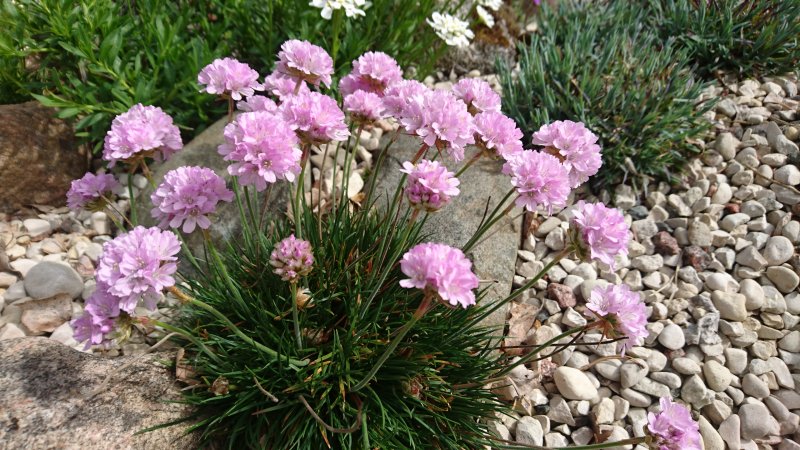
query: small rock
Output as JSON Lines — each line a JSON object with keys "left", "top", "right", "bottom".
{"left": 711, "top": 291, "right": 748, "bottom": 321}
{"left": 703, "top": 360, "right": 733, "bottom": 392}
{"left": 553, "top": 367, "right": 598, "bottom": 401}
{"left": 735, "top": 246, "right": 767, "bottom": 270}
{"left": 672, "top": 357, "right": 701, "bottom": 375}
{"left": 515, "top": 416, "right": 543, "bottom": 445}
{"left": 0, "top": 323, "right": 25, "bottom": 340}
{"left": 22, "top": 219, "right": 52, "bottom": 237}
{"left": 779, "top": 330, "right": 800, "bottom": 353}
{"left": 741, "top": 373, "right": 770, "bottom": 399}
{"left": 22, "top": 261, "right": 83, "bottom": 300}
{"left": 739, "top": 279, "right": 765, "bottom": 310}
{"left": 739, "top": 403, "right": 779, "bottom": 440}
{"left": 620, "top": 362, "right": 648, "bottom": 389}
{"left": 688, "top": 220, "right": 713, "bottom": 247}
{"left": 18, "top": 294, "right": 73, "bottom": 334}
{"left": 762, "top": 236, "right": 794, "bottom": 266}
{"left": 774, "top": 165, "right": 800, "bottom": 185}
{"left": 698, "top": 416, "right": 724, "bottom": 450}
{"left": 652, "top": 232, "right": 680, "bottom": 256}
{"left": 683, "top": 245, "right": 711, "bottom": 270}
{"left": 658, "top": 323, "right": 685, "bottom": 350}
{"left": 547, "top": 283, "right": 576, "bottom": 308}
{"left": 716, "top": 133, "right": 739, "bottom": 160}
{"left": 766, "top": 266, "right": 800, "bottom": 293}
{"left": 718, "top": 414, "right": 740, "bottom": 450}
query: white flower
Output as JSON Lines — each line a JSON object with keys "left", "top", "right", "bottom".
{"left": 476, "top": 5, "right": 495, "bottom": 28}
{"left": 310, "top": 0, "right": 371, "bottom": 20}
{"left": 427, "top": 12, "right": 474, "bottom": 48}
{"left": 478, "top": 0, "right": 503, "bottom": 11}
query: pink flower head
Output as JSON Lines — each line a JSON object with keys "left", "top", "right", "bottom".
{"left": 237, "top": 95, "right": 278, "bottom": 113}
{"left": 218, "top": 112, "right": 302, "bottom": 190}
{"left": 452, "top": 78, "right": 501, "bottom": 115}
{"left": 71, "top": 281, "right": 119, "bottom": 350}
{"left": 279, "top": 91, "right": 350, "bottom": 145}
{"left": 96, "top": 226, "right": 180, "bottom": 314}
{"left": 270, "top": 234, "right": 314, "bottom": 282}
{"left": 531, "top": 120, "right": 602, "bottom": 188}
{"left": 276, "top": 39, "right": 334, "bottom": 88}
{"left": 339, "top": 51, "right": 403, "bottom": 96}
{"left": 474, "top": 111, "right": 524, "bottom": 160}
{"left": 198, "top": 57, "right": 263, "bottom": 101}
{"left": 585, "top": 284, "right": 647, "bottom": 354}
{"left": 150, "top": 166, "right": 233, "bottom": 233}
{"left": 399, "top": 242, "right": 479, "bottom": 308}
{"left": 647, "top": 398, "right": 702, "bottom": 450}
{"left": 103, "top": 104, "right": 182, "bottom": 166}
{"left": 344, "top": 90, "right": 387, "bottom": 124}
{"left": 399, "top": 89, "right": 475, "bottom": 161}
{"left": 67, "top": 172, "right": 121, "bottom": 210}
{"left": 568, "top": 201, "right": 629, "bottom": 269}
{"left": 263, "top": 70, "right": 310, "bottom": 100}
{"left": 400, "top": 160, "right": 460, "bottom": 211}
{"left": 382, "top": 79, "right": 429, "bottom": 118}
{"left": 506, "top": 150, "right": 570, "bottom": 214}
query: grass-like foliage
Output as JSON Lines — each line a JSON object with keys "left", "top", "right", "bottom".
{"left": 649, "top": 0, "right": 800, "bottom": 79}
{"left": 499, "top": 0, "right": 713, "bottom": 187}
{"left": 173, "top": 187, "right": 506, "bottom": 449}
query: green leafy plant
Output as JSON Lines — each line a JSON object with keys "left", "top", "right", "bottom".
{"left": 649, "top": 0, "right": 800, "bottom": 78}
{"left": 499, "top": 0, "right": 714, "bottom": 188}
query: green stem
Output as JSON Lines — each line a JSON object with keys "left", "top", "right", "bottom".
{"left": 331, "top": 9, "right": 344, "bottom": 69}
{"left": 149, "top": 319, "right": 222, "bottom": 364}
{"left": 294, "top": 146, "right": 310, "bottom": 238}
{"left": 454, "top": 150, "right": 482, "bottom": 178}
{"left": 461, "top": 189, "right": 516, "bottom": 252}
{"left": 352, "top": 294, "right": 433, "bottom": 391}
{"left": 291, "top": 282, "right": 303, "bottom": 349}
{"left": 127, "top": 172, "right": 138, "bottom": 226}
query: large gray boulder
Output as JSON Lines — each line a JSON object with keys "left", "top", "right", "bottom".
{"left": 0, "top": 337, "right": 199, "bottom": 449}
{"left": 372, "top": 135, "right": 521, "bottom": 331}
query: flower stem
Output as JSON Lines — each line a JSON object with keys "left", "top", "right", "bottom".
{"left": 291, "top": 282, "right": 303, "bottom": 349}
{"left": 227, "top": 96, "right": 234, "bottom": 123}
{"left": 454, "top": 151, "right": 482, "bottom": 178}
{"left": 351, "top": 294, "right": 434, "bottom": 391}
{"left": 126, "top": 172, "right": 138, "bottom": 226}
{"left": 411, "top": 143, "right": 429, "bottom": 164}
{"left": 294, "top": 145, "right": 310, "bottom": 238}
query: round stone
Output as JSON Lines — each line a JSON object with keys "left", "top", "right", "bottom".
{"left": 763, "top": 236, "right": 794, "bottom": 266}
{"left": 658, "top": 323, "right": 685, "bottom": 350}
{"left": 703, "top": 360, "right": 733, "bottom": 392}
{"left": 553, "top": 367, "right": 598, "bottom": 401}
{"left": 739, "top": 279, "right": 765, "bottom": 310}
{"left": 22, "top": 261, "right": 84, "bottom": 300}
{"left": 774, "top": 165, "right": 800, "bottom": 185}
{"left": 766, "top": 266, "right": 800, "bottom": 294}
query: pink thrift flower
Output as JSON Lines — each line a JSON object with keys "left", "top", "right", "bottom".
{"left": 400, "top": 160, "right": 460, "bottom": 212}
{"left": 276, "top": 39, "right": 334, "bottom": 88}
{"left": 198, "top": 57, "right": 263, "bottom": 101}
{"left": 71, "top": 281, "right": 119, "bottom": 350}
{"left": 399, "top": 90, "right": 475, "bottom": 161}
{"left": 67, "top": 172, "right": 121, "bottom": 210}
{"left": 339, "top": 51, "right": 403, "bottom": 96}
{"left": 218, "top": 112, "right": 302, "bottom": 191}
{"left": 96, "top": 226, "right": 180, "bottom": 314}
{"left": 382, "top": 79, "right": 429, "bottom": 119}
{"left": 103, "top": 104, "right": 182, "bottom": 167}
{"left": 585, "top": 284, "right": 647, "bottom": 354}
{"left": 279, "top": 91, "right": 350, "bottom": 145}
{"left": 399, "top": 242, "right": 479, "bottom": 308}
{"left": 474, "top": 111, "right": 524, "bottom": 160}
{"left": 263, "top": 70, "right": 310, "bottom": 100}
{"left": 452, "top": 78, "right": 501, "bottom": 115}
{"left": 150, "top": 166, "right": 233, "bottom": 233}
{"left": 568, "top": 201, "right": 629, "bottom": 269}
{"left": 506, "top": 150, "right": 570, "bottom": 213}
{"left": 344, "top": 90, "right": 387, "bottom": 124}
{"left": 270, "top": 234, "right": 314, "bottom": 282}
{"left": 531, "top": 120, "right": 602, "bottom": 188}
{"left": 647, "top": 398, "right": 702, "bottom": 450}
{"left": 237, "top": 95, "right": 278, "bottom": 113}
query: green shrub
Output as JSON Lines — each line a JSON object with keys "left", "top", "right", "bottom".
{"left": 499, "top": 1, "right": 713, "bottom": 187}
{"left": 649, "top": 0, "right": 800, "bottom": 78}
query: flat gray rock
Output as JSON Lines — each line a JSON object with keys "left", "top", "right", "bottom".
{"left": 372, "top": 135, "right": 521, "bottom": 332}
{"left": 0, "top": 337, "right": 198, "bottom": 449}
{"left": 23, "top": 261, "right": 83, "bottom": 300}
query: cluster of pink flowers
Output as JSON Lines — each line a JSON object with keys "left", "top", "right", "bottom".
{"left": 452, "top": 78, "right": 501, "bottom": 115}
{"left": 219, "top": 112, "right": 302, "bottom": 190}
{"left": 532, "top": 120, "right": 602, "bottom": 188}
{"left": 398, "top": 89, "right": 475, "bottom": 161}
{"left": 262, "top": 70, "right": 309, "bottom": 100}
{"left": 400, "top": 243, "right": 479, "bottom": 308}
{"left": 237, "top": 95, "right": 278, "bottom": 113}
{"left": 72, "top": 227, "right": 180, "bottom": 348}
{"left": 150, "top": 166, "right": 233, "bottom": 233}
{"left": 340, "top": 51, "right": 403, "bottom": 96}
{"left": 585, "top": 284, "right": 648, "bottom": 354}
{"left": 506, "top": 150, "right": 571, "bottom": 213}
{"left": 270, "top": 234, "right": 314, "bottom": 282}
{"left": 382, "top": 79, "right": 428, "bottom": 118}
{"left": 103, "top": 104, "right": 182, "bottom": 166}
{"left": 474, "top": 111, "right": 524, "bottom": 159}
{"left": 568, "top": 201, "right": 629, "bottom": 269}
{"left": 400, "top": 160, "right": 460, "bottom": 212}
{"left": 66, "top": 172, "right": 121, "bottom": 210}
{"left": 276, "top": 39, "right": 334, "bottom": 88}
{"left": 198, "top": 57, "right": 263, "bottom": 101}
{"left": 280, "top": 91, "right": 350, "bottom": 145}
{"left": 344, "top": 90, "right": 387, "bottom": 125}
{"left": 647, "top": 398, "right": 702, "bottom": 450}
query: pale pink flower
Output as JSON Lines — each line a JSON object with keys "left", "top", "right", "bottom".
{"left": 279, "top": 91, "right": 350, "bottom": 145}
{"left": 400, "top": 160, "right": 460, "bottom": 212}
{"left": 452, "top": 78, "right": 501, "bottom": 115}
{"left": 71, "top": 281, "right": 119, "bottom": 350}
{"left": 339, "top": 51, "right": 403, "bottom": 96}
{"left": 532, "top": 120, "right": 602, "bottom": 188}
{"left": 218, "top": 112, "right": 302, "bottom": 190}
{"left": 103, "top": 104, "right": 182, "bottom": 166}
{"left": 344, "top": 90, "right": 387, "bottom": 124}
{"left": 474, "top": 111, "right": 523, "bottom": 159}
{"left": 263, "top": 70, "right": 310, "bottom": 100}
{"left": 276, "top": 39, "right": 334, "bottom": 88}
{"left": 399, "top": 242, "right": 479, "bottom": 308}
{"left": 568, "top": 201, "right": 629, "bottom": 269}
{"left": 506, "top": 150, "right": 570, "bottom": 213}
{"left": 67, "top": 172, "right": 121, "bottom": 210}
{"left": 270, "top": 234, "right": 314, "bottom": 282}
{"left": 585, "top": 284, "right": 647, "bottom": 354}
{"left": 647, "top": 397, "right": 702, "bottom": 450}
{"left": 150, "top": 166, "right": 233, "bottom": 233}
{"left": 398, "top": 89, "right": 474, "bottom": 161}
{"left": 237, "top": 95, "right": 278, "bottom": 113}
{"left": 382, "top": 79, "right": 429, "bottom": 118}
{"left": 198, "top": 57, "right": 263, "bottom": 101}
